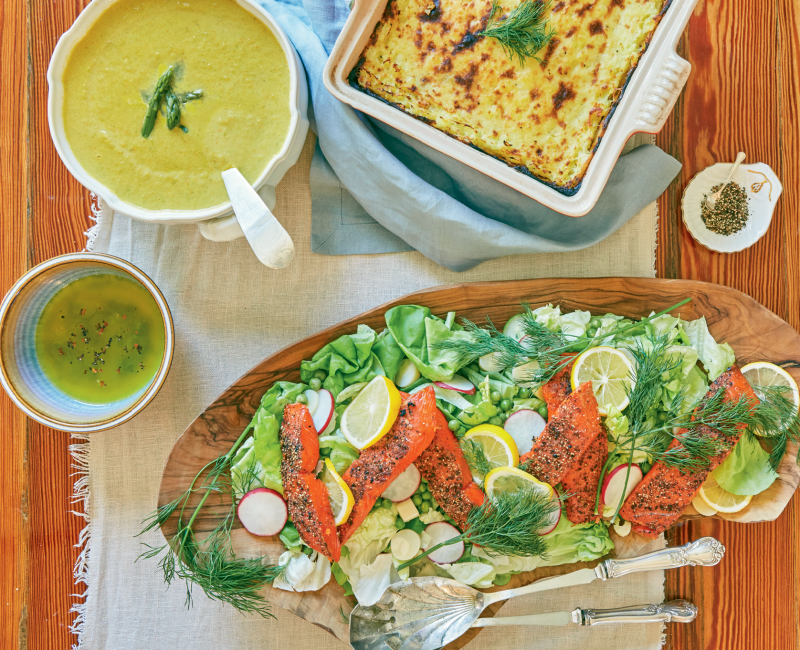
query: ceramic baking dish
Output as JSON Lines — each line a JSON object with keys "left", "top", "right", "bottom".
{"left": 324, "top": 0, "right": 699, "bottom": 216}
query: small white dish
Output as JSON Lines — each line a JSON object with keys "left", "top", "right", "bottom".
{"left": 682, "top": 162, "right": 782, "bottom": 253}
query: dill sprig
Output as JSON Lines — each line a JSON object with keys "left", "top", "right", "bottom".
{"left": 432, "top": 299, "right": 692, "bottom": 388}
{"left": 396, "top": 487, "right": 559, "bottom": 570}
{"left": 433, "top": 317, "right": 527, "bottom": 369}
{"left": 138, "top": 422, "right": 283, "bottom": 617}
{"left": 749, "top": 384, "right": 800, "bottom": 470}
{"left": 514, "top": 298, "right": 694, "bottom": 386}
{"left": 482, "top": 0, "right": 556, "bottom": 65}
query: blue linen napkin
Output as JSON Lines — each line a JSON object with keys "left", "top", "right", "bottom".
{"left": 260, "top": 0, "right": 681, "bottom": 271}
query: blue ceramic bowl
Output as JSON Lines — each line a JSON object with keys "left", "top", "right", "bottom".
{"left": 0, "top": 253, "right": 174, "bottom": 432}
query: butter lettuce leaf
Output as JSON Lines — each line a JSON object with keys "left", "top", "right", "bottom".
{"left": 300, "top": 324, "right": 378, "bottom": 397}
{"left": 385, "top": 305, "right": 472, "bottom": 382}
{"left": 683, "top": 317, "right": 736, "bottom": 381}
{"left": 712, "top": 433, "right": 779, "bottom": 496}
{"left": 539, "top": 513, "right": 615, "bottom": 567}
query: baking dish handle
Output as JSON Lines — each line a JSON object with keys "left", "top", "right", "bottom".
{"left": 632, "top": 51, "right": 692, "bottom": 134}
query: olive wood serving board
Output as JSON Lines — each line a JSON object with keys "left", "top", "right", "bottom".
{"left": 158, "top": 277, "right": 800, "bottom": 646}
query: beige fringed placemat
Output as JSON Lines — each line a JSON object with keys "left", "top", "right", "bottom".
{"left": 73, "top": 133, "right": 665, "bottom": 650}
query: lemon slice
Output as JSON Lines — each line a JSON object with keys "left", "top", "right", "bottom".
{"left": 484, "top": 466, "right": 553, "bottom": 499}
{"left": 741, "top": 361, "right": 799, "bottom": 435}
{"left": 697, "top": 474, "right": 752, "bottom": 513}
{"left": 341, "top": 376, "right": 401, "bottom": 449}
{"left": 570, "top": 346, "right": 635, "bottom": 415}
{"left": 462, "top": 424, "right": 519, "bottom": 481}
{"left": 321, "top": 458, "right": 355, "bottom": 526}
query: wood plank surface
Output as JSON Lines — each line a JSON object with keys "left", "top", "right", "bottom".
{"left": 0, "top": 0, "right": 798, "bottom": 648}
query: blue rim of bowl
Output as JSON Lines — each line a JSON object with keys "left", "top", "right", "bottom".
{"left": 0, "top": 253, "right": 174, "bottom": 432}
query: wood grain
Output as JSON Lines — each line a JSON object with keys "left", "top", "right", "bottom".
{"left": 1, "top": 0, "right": 798, "bottom": 647}
{"left": 158, "top": 277, "right": 800, "bottom": 646}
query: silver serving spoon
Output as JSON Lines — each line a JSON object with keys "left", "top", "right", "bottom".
{"left": 350, "top": 537, "right": 723, "bottom": 650}
{"left": 704, "top": 151, "right": 746, "bottom": 210}
{"left": 221, "top": 168, "right": 294, "bottom": 269}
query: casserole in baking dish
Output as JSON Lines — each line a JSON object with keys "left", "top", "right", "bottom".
{"left": 324, "top": 0, "right": 698, "bottom": 215}
{"left": 350, "top": 0, "right": 670, "bottom": 194}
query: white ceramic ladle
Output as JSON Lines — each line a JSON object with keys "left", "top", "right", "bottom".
{"left": 221, "top": 168, "right": 295, "bottom": 269}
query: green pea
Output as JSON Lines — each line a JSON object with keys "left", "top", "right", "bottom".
{"left": 302, "top": 546, "right": 313, "bottom": 556}
{"left": 448, "top": 419, "right": 460, "bottom": 432}
{"left": 422, "top": 490, "right": 432, "bottom": 501}
{"left": 313, "top": 370, "right": 327, "bottom": 381}
{"left": 587, "top": 328, "right": 597, "bottom": 338}
{"left": 537, "top": 404, "right": 548, "bottom": 419}
{"left": 518, "top": 388, "right": 532, "bottom": 399}
{"left": 430, "top": 499, "right": 438, "bottom": 509}
{"left": 589, "top": 318, "right": 602, "bottom": 330}
{"left": 500, "top": 399, "right": 513, "bottom": 412}
{"left": 382, "top": 498, "right": 393, "bottom": 509}
{"left": 412, "top": 494, "right": 423, "bottom": 506}
{"left": 490, "top": 390, "right": 502, "bottom": 403}
{"left": 420, "top": 502, "right": 430, "bottom": 513}
{"left": 489, "top": 416, "right": 503, "bottom": 426}
{"left": 395, "top": 517, "right": 406, "bottom": 530}
{"left": 295, "top": 393, "right": 308, "bottom": 405}
{"left": 657, "top": 411, "right": 668, "bottom": 423}
{"left": 309, "top": 377, "right": 322, "bottom": 391}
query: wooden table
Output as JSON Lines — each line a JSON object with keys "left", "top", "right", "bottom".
{"left": 1, "top": 0, "right": 798, "bottom": 648}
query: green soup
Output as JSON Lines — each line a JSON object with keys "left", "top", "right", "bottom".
{"left": 34, "top": 274, "right": 166, "bottom": 404}
{"left": 61, "top": 0, "right": 292, "bottom": 211}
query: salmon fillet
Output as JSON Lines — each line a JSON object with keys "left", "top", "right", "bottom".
{"left": 561, "top": 432, "right": 607, "bottom": 523}
{"left": 339, "top": 387, "right": 438, "bottom": 543}
{"left": 539, "top": 358, "right": 608, "bottom": 524}
{"left": 620, "top": 366, "right": 758, "bottom": 538}
{"left": 415, "top": 408, "right": 485, "bottom": 529}
{"left": 520, "top": 381, "right": 604, "bottom": 486}
{"left": 279, "top": 403, "right": 341, "bottom": 561}
{"left": 541, "top": 354, "right": 576, "bottom": 415}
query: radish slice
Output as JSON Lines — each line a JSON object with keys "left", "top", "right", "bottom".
{"left": 237, "top": 488, "right": 287, "bottom": 537}
{"left": 503, "top": 409, "right": 546, "bottom": 455}
{"left": 321, "top": 409, "right": 336, "bottom": 436}
{"left": 536, "top": 491, "right": 561, "bottom": 535}
{"left": 502, "top": 314, "right": 527, "bottom": 341}
{"left": 391, "top": 529, "right": 422, "bottom": 562}
{"left": 614, "top": 519, "right": 632, "bottom": 537}
{"left": 381, "top": 464, "right": 421, "bottom": 502}
{"left": 395, "top": 359, "right": 421, "bottom": 388}
{"left": 601, "top": 463, "right": 643, "bottom": 508}
{"left": 304, "top": 389, "right": 320, "bottom": 415}
{"left": 424, "top": 522, "right": 464, "bottom": 564}
{"left": 479, "top": 352, "right": 505, "bottom": 372}
{"left": 511, "top": 360, "right": 540, "bottom": 387}
{"left": 410, "top": 383, "right": 474, "bottom": 411}
{"left": 434, "top": 375, "right": 476, "bottom": 395}
{"left": 311, "top": 389, "right": 334, "bottom": 434}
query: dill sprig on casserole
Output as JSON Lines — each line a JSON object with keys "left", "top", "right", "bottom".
{"left": 350, "top": 0, "right": 670, "bottom": 193}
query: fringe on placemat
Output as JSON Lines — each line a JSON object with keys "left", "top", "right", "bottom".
{"left": 68, "top": 434, "right": 91, "bottom": 650}
{"left": 84, "top": 194, "right": 111, "bottom": 252}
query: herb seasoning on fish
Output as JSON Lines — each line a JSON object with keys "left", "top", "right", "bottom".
{"left": 701, "top": 182, "right": 750, "bottom": 235}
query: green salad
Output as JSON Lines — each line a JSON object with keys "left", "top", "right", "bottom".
{"left": 142, "top": 300, "right": 799, "bottom": 615}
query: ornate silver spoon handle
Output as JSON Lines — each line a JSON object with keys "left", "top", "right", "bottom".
{"left": 472, "top": 600, "right": 698, "bottom": 627}
{"left": 482, "top": 537, "right": 724, "bottom": 606}
{"left": 595, "top": 536, "right": 725, "bottom": 580}
{"left": 577, "top": 600, "right": 698, "bottom": 626}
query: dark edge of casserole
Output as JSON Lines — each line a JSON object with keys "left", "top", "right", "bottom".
{"left": 348, "top": 0, "right": 674, "bottom": 198}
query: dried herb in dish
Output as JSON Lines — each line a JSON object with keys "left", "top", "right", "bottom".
{"left": 701, "top": 182, "right": 750, "bottom": 235}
